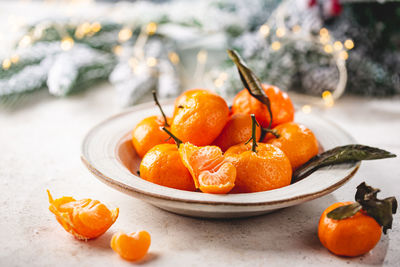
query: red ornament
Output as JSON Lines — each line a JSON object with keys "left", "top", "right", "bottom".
{"left": 330, "top": 0, "right": 342, "bottom": 16}
{"left": 308, "top": 0, "right": 317, "bottom": 7}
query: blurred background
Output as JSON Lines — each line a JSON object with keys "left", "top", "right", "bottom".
{"left": 0, "top": 0, "right": 399, "bottom": 109}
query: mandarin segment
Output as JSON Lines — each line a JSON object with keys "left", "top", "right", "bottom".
{"left": 213, "top": 113, "right": 261, "bottom": 151}
{"left": 47, "top": 190, "right": 119, "bottom": 240}
{"left": 232, "top": 84, "right": 294, "bottom": 128}
{"left": 178, "top": 143, "right": 236, "bottom": 194}
{"left": 264, "top": 122, "right": 319, "bottom": 170}
{"left": 225, "top": 143, "right": 292, "bottom": 193}
{"left": 111, "top": 230, "right": 151, "bottom": 261}
{"left": 139, "top": 144, "right": 196, "bottom": 191}
{"left": 198, "top": 162, "right": 236, "bottom": 194}
{"left": 171, "top": 90, "right": 229, "bottom": 146}
{"left": 318, "top": 202, "right": 382, "bottom": 257}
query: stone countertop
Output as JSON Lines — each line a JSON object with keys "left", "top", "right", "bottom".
{"left": 0, "top": 84, "right": 399, "bottom": 267}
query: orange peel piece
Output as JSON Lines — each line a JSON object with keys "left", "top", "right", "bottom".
{"left": 47, "top": 190, "right": 119, "bottom": 240}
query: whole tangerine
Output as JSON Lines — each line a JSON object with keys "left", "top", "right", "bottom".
{"left": 171, "top": 89, "right": 229, "bottom": 146}
{"left": 132, "top": 116, "right": 173, "bottom": 158}
{"left": 223, "top": 115, "right": 291, "bottom": 193}
{"left": 318, "top": 202, "right": 382, "bottom": 257}
{"left": 225, "top": 142, "right": 292, "bottom": 193}
{"left": 232, "top": 84, "right": 294, "bottom": 128}
{"left": 139, "top": 143, "right": 196, "bottom": 191}
{"left": 132, "top": 91, "right": 174, "bottom": 158}
{"left": 213, "top": 113, "right": 261, "bottom": 152}
{"left": 173, "top": 89, "right": 210, "bottom": 117}
{"left": 263, "top": 122, "right": 319, "bottom": 170}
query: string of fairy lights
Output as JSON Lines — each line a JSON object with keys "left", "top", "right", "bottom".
{"left": 2, "top": 0, "right": 356, "bottom": 112}
{"left": 265, "top": 0, "right": 354, "bottom": 112}
{"left": 211, "top": 0, "right": 357, "bottom": 113}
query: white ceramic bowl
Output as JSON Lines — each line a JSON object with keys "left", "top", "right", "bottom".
{"left": 81, "top": 100, "right": 359, "bottom": 218}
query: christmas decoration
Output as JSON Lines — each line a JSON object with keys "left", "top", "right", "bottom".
{"left": 0, "top": 0, "right": 398, "bottom": 108}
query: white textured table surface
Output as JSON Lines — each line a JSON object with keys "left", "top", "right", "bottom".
{"left": 1, "top": 85, "right": 399, "bottom": 267}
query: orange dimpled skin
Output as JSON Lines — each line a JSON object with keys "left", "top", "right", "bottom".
{"left": 179, "top": 143, "right": 236, "bottom": 194}
{"left": 173, "top": 89, "right": 210, "bottom": 117}
{"left": 171, "top": 90, "right": 229, "bottom": 146}
{"left": 47, "top": 190, "right": 119, "bottom": 240}
{"left": 264, "top": 122, "right": 319, "bottom": 170}
{"left": 132, "top": 116, "right": 173, "bottom": 158}
{"left": 111, "top": 230, "right": 151, "bottom": 261}
{"left": 139, "top": 144, "right": 196, "bottom": 191}
{"left": 232, "top": 84, "right": 294, "bottom": 128}
{"left": 225, "top": 143, "right": 292, "bottom": 193}
{"left": 318, "top": 202, "right": 382, "bottom": 257}
{"left": 213, "top": 113, "right": 261, "bottom": 152}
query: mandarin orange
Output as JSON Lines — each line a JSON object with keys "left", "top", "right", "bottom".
{"left": 171, "top": 89, "right": 229, "bottom": 146}
{"left": 232, "top": 84, "right": 294, "bottom": 128}
{"left": 318, "top": 202, "right": 382, "bottom": 257}
{"left": 173, "top": 89, "right": 210, "bottom": 117}
{"left": 132, "top": 116, "right": 173, "bottom": 158}
{"left": 225, "top": 142, "right": 292, "bottom": 193}
{"left": 139, "top": 144, "right": 196, "bottom": 191}
{"left": 47, "top": 190, "right": 119, "bottom": 240}
{"left": 132, "top": 91, "right": 174, "bottom": 158}
{"left": 213, "top": 113, "right": 261, "bottom": 152}
{"left": 264, "top": 122, "right": 318, "bottom": 170}
{"left": 224, "top": 115, "right": 292, "bottom": 193}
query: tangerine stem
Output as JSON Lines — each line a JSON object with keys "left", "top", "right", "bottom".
{"left": 152, "top": 90, "right": 169, "bottom": 127}
{"left": 162, "top": 127, "right": 182, "bottom": 148}
{"left": 259, "top": 127, "right": 280, "bottom": 142}
{"left": 245, "top": 114, "right": 259, "bottom": 153}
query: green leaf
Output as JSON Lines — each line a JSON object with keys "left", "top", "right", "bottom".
{"left": 327, "top": 202, "right": 362, "bottom": 220}
{"left": 292, "top": 145, "right": 396, "bottom": 183}
{"left": 227, "top": 49, "right": 273, "bottom": 129}
{"left": 354, "top": 182, "right": 398, "bottom": 234}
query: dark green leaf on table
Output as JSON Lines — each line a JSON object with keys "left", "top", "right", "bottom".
{"left": 327, "top": 202, "right": 362, "bottom": 220}
{"left": 354, "top": 182, "right": 397, "bottom": 234}
{"left": 292, "top": 145, "right": 396, "bottom": 183}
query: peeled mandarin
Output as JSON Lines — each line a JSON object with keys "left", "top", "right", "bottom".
{"left": 47, "top": 190, "right": 118, "bottom": 240}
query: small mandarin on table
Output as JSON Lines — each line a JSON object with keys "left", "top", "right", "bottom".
{"left": 111, "top": 230, "right": 151, "bottom": 261}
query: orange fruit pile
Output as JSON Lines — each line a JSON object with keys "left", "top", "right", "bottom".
{"left": 132, "top": 85, "right": 319, "bottom": 194}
